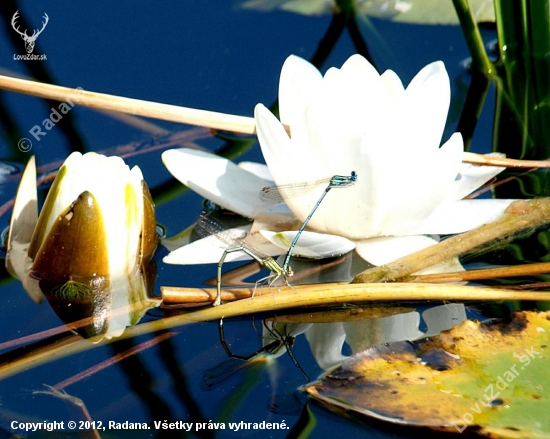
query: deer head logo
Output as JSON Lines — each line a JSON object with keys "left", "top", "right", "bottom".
{"left": 11, "top": 11, "right": 49, "bottom": 54}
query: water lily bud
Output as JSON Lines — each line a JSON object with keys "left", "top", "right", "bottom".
{"left": 28, "top": 152, "right": 157, "bottom": 281}
{"left": 7, "top": 152, "right": 158, "bottom": 339}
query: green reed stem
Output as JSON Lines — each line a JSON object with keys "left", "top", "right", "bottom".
{"left": 451, "top": 0, "right": 495, "bottom": 75}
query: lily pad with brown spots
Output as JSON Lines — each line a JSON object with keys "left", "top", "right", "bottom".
{"left": 304, "top": 310, "right": 550, "bottom": 438}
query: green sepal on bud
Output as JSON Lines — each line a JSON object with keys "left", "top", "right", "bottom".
{"left": 140, "top": 181, "right": 158, "bottom": 267}
{"left": 30, "top": 190, "right": 110, "bottom": 296}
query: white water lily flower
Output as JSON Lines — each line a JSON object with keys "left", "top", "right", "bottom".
{"left": 256, "top": 54, "right": 512, "bottom": 242}
{"left": 162, "top": 55, "right": 513, "bottom": 270}
{"left": 7, "top": 152, "right": 157, "bottom": 339}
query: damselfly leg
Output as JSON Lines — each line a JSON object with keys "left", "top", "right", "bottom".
{"left": 203, "top": 171, "right": 357, "bottom": 306}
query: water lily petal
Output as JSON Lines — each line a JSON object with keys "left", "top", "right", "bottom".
{"left": 379, "top": 69, "right": 405, "bottom": 108}
{"left": 250, "top": 210, "right": 297, "bottom": 233}
{"left": 303, "top": 57, "right": 386, "bottom": 174}
{"left": 164, "top": 225, "right": 282, "bottom": 265}
{"left": 361, "top": 132, "right": 464, "bottom": 237}
{"left": 278, "top": 54, "right": 322, "bottom": 127}
{"left": 164, "top": 233, "right": 252, "bottom": 265}
{"left": 8, "top": 241, "right": 42, "bottom": 303}
{"left": 422, "top": 303, "right": 467, "bottom": 337}
{"left": 344, "top": 312, "right": 424, "bottom": 350}
{"left": 356, "top": 235, "right": 440, "bottom": 266}
{"left": 402, "top": 61, "right": 450, "bottom": 154}
{"left": 237, "top": 161, "right": 274, "bottom": 182}
{"left": 255, "top": 103, "right": 316, "bottom": 185}
{"left": 6, "top": 156, "right": 38, "bottom": 296}
{"left": 8, "top": 156, "right": 37, "bottom": 252}
{"left": 404, "top": 198, "right": 515, "bottom": 235}
{"left": 356, "top": 235, "right": 464, "bottom": 275}
{"left": 305, "top": 323, "right": 349, "bottom": 370}
{"left": 422, "top": 257, "right": 465, "bottom": 275}
{"left": 448, "top": 157, "right": 506, "bottom": 201}
{"left": 260, "top": 230, "right": 356, "bottom": 259}
{"left": 162, "top": 148, "right": 273, "bottom": 218}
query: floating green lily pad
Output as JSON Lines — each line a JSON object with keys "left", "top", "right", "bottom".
{"left": 304, "top": 310, "right": 550, "bottom": 438}
{"left": 239, "top": 0, "right": 495, "bottom": 24}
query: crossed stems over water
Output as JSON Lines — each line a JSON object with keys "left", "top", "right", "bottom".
{"left": 213, "top": 171, "right": 358, "bottom": 306}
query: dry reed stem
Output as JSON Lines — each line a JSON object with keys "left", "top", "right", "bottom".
{"left": 161, "top": 282, "right": 547, "bottom": 305}
{"left": 2, "top": 73, "right": 550, "bottom": 168}
{"left": 409, "top": 261, "right": 550, "bottom": 283}
{"left": 352, "top": 199, "right": 550, "bottom": 283}
{"left": 0, "top": 74, "right": 256, "bottom": 134}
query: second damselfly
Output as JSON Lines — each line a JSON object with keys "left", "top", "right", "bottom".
{"left": 196, "top": 171, "right": 357, "bottom": 306}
